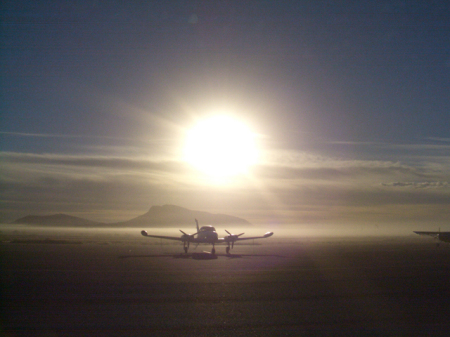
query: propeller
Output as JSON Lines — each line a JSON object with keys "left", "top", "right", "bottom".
{"left": 180, "top": 230, "right": 198, "bottom": 240}
{"left": 179, "top": 230, "right": 198, "bottom": 253}
{"left": 225, "top": 230, "right": 244, "bottom": 248}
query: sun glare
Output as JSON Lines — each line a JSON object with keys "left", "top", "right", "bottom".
{"left": 184, "top": 115, "right": 258, "bottom": 177}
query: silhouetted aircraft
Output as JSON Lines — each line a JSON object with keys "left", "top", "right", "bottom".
{"left": 141, "top": 219, "right": 273, "bottom": 255}
{"left": 414, "top": 230, "right": 450, "bottom": 244}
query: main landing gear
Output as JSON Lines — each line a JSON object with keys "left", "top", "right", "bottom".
{"left": 226, "top": 246, "right": 230, "bottom": 255}
{"left": 184, "top": 241, "right": 216, "bottom": 255}
{"left": 183, "top": 241, "right": 190, "bottom": 254}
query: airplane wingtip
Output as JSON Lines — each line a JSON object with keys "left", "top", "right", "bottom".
{"left": 264, "top": 232, "right": 274, "bottom": 238}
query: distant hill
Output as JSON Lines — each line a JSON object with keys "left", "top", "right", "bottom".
{"left": 11, "top": 205, "right": 251, "bottom": 228}
{"left": 115, "top": 204, "right": 251, "bottom": 227}
{"left": 11, "top": 214, "right": 106, "bottom": 227}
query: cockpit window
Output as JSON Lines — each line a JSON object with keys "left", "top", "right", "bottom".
{"left": 199, "top": 226, "right": 216, "bottom": 232}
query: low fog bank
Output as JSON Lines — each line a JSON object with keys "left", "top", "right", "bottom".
{"left": 275, "top": 223, "right": 434, "bottom": 237}
{"left": 1, "top": 222, "right": 435, "bottom": 245}
{"left": 0, "top": 225, "right": 275, "bottom": 244}
{"left": 0, "top": 225, "right": 154, "bottom": 245}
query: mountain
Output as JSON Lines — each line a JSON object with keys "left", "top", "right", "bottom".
{"left": 115, "top": 204, "right": 251, "bottom": 227}
{"left": 11, "top": 214, "right": 106, "bottom": 227}
{"left": 11, "top": 205, "right": 251, "bottom": 227}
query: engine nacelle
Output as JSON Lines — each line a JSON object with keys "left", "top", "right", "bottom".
{"left": 141, "top": 230, "right": 148, "bottom": 236}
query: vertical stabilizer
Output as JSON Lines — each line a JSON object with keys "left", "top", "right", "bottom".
{"left": 195, "top": 219, "right": 199, "bottom": 232}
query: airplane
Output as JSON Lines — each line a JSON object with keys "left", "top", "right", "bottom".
{"left": 414, "top": 229, "right": 450, "bottom": 245}
{"left": 141, "top": 219, "right": 273, "bottom": 255}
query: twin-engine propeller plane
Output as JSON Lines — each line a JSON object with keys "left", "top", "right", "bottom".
{"left": 141, "top": 219, "right": 273, "bottom": 255}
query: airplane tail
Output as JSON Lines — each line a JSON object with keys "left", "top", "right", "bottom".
{"left": 195, "top": 218, "right": 199, "bottom": 232}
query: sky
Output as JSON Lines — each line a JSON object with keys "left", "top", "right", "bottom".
{"left": 1, "top": 1, "right": 450, "bottom": 232}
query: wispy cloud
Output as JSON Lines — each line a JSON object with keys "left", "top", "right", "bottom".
{"left": 426, "top": 137, "right": 450, "bottom": 143}
{"left": 1, "top": 148, "right": 450, "bottom": 226}
{"left": 0, "top": 131, "right": 135, "bottom": 140}
{"left": 381, "top": 181, "right": 449, "bottom": 188}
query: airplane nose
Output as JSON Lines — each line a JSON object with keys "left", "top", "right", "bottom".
{"left": 209, "top": 232, "right": 218, "bottom": 242}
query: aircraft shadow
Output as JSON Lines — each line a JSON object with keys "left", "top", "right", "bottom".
{"left": 118, "top": 254, "right": 190, "bottom": 259}
{"left": 119, "top": 252, "right": 287, "bottom": 260}
{"left": 219, "top": 253, "right": 288, "bottom": 259}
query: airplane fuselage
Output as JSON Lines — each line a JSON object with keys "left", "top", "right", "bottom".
{"left": 194, "top": 226, "right": 219, "bottom": 244}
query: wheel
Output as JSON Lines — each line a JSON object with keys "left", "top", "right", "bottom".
{"left": 212, "top": 248, "right": 216, "bottom": 255}
{"left": 226, "top": 247, "right": 230, "bottom": 254}
{"left": 184, "top": 247, "right": 188, "bottom": 253}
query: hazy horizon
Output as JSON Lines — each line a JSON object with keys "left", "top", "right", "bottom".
{"left": 4, "top": 203, "right": 449, "bottom": 234}
{"left": 1, "top": 221, "right": 442, "bottom": 238}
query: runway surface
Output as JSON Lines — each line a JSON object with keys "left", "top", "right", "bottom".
{"left": 2, "top": 234, "right": 450, "bottom": 336}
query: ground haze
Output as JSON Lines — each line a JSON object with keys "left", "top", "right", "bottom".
{"left": 2, "top": 224, "right": 449, "bottom": 336}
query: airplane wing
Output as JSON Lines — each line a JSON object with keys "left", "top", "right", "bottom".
{"left": 141, "top": 230, "right": 184, "bottom": 241}
{"left": 413, "top": 231, "right": 441, "bottom": 238}
{"left": 228, "top": 232, "right": 274, "bottom": 241}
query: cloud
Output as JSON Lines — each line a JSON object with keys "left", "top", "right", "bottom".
{"left": 381, "top": 181, "right": 449, "bottom": 189}
{"left": 255, "top": 161, "right": 421, "bottom": 181}
{"left": 426, "top": 137, "right": 450, "bottom": 143}
{"left": 0, "top": 131, "right": 136, "bottom": 140}
{"left": 0, "top": 152, "right": 195, "bottom": 221}
{"left": 1, "top": 151, "right": 183, "bottom": 172}
{"left": 1, "top": 149, "right": 450, "bottom": 225}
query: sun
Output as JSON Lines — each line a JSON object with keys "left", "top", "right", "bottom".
{"left": 183, "top": 115, "right": 258, "bottom": 177}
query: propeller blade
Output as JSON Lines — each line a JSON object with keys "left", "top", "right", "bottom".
{"left": 225, "top": 230, "right": 244, "bottom": 238}
{"left": 180, "top": 230, "right": 199, "bottom": 237}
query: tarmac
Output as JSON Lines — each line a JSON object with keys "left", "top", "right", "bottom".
{"left": 2, "top": 233, "right": 450, "bottom": 336}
